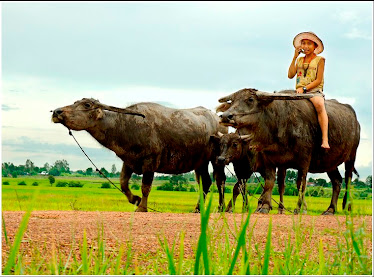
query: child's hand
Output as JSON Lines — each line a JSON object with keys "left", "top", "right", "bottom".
{"left": 294, "top": 46, "right": 302, "bottom": 59}
{"left": 296, "top": 87, "right": 304, "bottom": 94}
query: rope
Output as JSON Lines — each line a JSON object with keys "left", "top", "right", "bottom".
{"left": 68, "top": 129, "right": 161, "bottom": 213}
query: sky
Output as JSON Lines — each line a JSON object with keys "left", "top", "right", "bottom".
{"left": 1, "top": 1, "right": 373, "bottom": 181}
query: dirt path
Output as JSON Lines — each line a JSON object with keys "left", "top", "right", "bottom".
{"left": 2, "top": 211, "right": 372, "bottom": 264}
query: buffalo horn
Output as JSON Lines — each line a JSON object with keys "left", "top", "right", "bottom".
{"left": 218, "top": 93, "right": 235, "bottom": 103}
{"left": 239, "top": 134, "right": 253, "bottom": 140}
{"left": 100, "top": 104, "right": 145, "bottom": 118}
{"left": 256, "top": 91, "right": 315, "bottom": 100}
{"left": 217, "top": 131, "right": 224, "bottom": 138}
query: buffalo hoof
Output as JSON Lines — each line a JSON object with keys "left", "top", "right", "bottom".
{"left": 255, "top": 208, "right": 270, "bottom": 214}
{"left": 218, "top": 205, "right": 226, "bottom": 213}
{"left": 135, "top": 206, "right": 148, "bottom": 212}
{"left": 293, "top": 209, "right": 307, "bottom": 215}
{"left": 321, "top": 210, "right": 334, "bottom": 215}
{"left": 192, "top": 208, "right": 200, "bottom": 213}
{"left": 131, "top": 195, "right": 142, "bottom": 206}
{"left": 278, "top": 208, "right": 286, "bottom": 214}
{"left": 226, "top": 208, "right": 234, "bottom": 213}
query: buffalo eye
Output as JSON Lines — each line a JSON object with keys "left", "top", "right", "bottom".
{"left": 247, "top": 98, "right": 254, "bottom": 103}
{"left": 232, "top": 143, "right": 238, "bottom": 148}
{"left": 84, "top": 102, "right": 92, "bottom": 109}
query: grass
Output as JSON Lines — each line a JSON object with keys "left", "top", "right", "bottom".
{"left": 2, "top": 176, "right": 372, "bottom": 215}
{"left": 2, "top": 186, "right": 372, "bottom": 275}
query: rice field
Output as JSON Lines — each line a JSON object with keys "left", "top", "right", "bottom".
{"left": 1, "top": 176, "right": 373, "bottom": 275}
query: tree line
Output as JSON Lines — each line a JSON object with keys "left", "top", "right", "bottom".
{"left": 1, "top": 159, "right": 372, "bottom": 188}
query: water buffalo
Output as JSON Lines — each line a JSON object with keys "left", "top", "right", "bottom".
{"left": 218, "top": 88, "right": 360, "bottom": 215}
{"left": 212, "top": 132, "right": 288, "bottom": 213}
{"left": 52, "top": 98, "right": 228, "bottom": 212}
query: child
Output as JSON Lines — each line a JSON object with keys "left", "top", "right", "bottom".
{"left": 288, "top": 31, "right": 330, "bottom": 149}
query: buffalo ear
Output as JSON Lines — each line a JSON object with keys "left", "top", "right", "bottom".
{"left": 210, "top": 135, "right": 221, "bottom": 144}
{"left": 96, "top": 108, "right": 104, "bottom": 120}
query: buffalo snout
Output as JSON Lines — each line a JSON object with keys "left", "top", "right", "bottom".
{"left": 52, "top": 108, "right": 64, "bottom": 123}
{"left": 217, "top": 156, "right": 227, "bottom": 165}
{"left": 219, "top": 112, "right": 235, "bottom": 125}
{"left": 53, "top": 108, "right": 63, "bottom": 117}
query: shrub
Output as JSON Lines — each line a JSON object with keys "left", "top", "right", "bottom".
{"left": 189, "top": 185, "right": 197, "bottom": 192}
{"left": 56, "top": 181, "right": 68, "bottom": 187}
{"left": 32, "top": 182, "right": 39, "bottom": 186}
{"left": 2, "top": 181, "right": 10, "bottom": 186}
{"left": 68, "top": 181, "right": 84, "bottom": 187}
{"left": 210, "top": 185, "right": 231, "bottom": 193}
{"left": 101, "top": 182, "right": 111, "bottom": 189}
{"left": 307, "top": 187, "right": 324, "bottom": 197}
{"left": 284, "top": 183, "right": 298, "bottom": 196}
{"left": 131, "top": 183, "right": 140, "bottom": 190}
{"left": 156, "top": 182, "right": 174, "bottom": 191}
{"left": 247, "top": 183, "right": 264, "bottom": 195}
{"left": 18, "top": 181, "right": 27, "bottom": 186}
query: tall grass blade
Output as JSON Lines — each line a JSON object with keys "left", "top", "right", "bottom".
{"left": 81, "top": 229, "right": 88, "bottom": 274}
{"left": 2, "top": 213, "right": 9, "bottom": 246}
{"left": 3, "top": 190, "right": 39, "bottom": 275}
{"left": 227, "top": 211, "right": 251, "bottom": 274}
{"left": 177, "top": 231, "right": 185, "bottom": 275}
{"left": 318, "top": 238, "right": 325, "bottom": 274}
{"left": 261, "top": 217, "right": 272, "bottom": 275}
{"left": 194, "top": 182, "right": 212, "bottom": 275}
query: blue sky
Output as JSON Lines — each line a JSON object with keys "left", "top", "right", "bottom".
{"left": 1, "top": 2, "right": 373, "bottom": 180}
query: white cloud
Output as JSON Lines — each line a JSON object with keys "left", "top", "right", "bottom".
{"left": 343, "top": 27, "right": 372, "bottom": 40}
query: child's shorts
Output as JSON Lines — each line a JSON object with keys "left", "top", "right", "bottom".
{"left": 308, "top": 89, "right": 325, "bottom": 98}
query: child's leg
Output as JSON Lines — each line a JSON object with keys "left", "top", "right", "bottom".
{"left": 309, "top": 96, "right": 330, "bottom": 149}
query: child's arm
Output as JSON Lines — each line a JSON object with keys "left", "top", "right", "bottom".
{"left": 304, "top": 58, "right": 325, "bottom": 91}
{"left": 288, "top": 46, "right": 302, "bottom": 79}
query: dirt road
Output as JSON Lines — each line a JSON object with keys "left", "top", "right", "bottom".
{"left": 2, "top": 211, "right": 372, "bottom": 264}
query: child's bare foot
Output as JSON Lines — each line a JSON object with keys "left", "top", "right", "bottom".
{"left": 321, "top": 141, "right": 330, "bottom": 149}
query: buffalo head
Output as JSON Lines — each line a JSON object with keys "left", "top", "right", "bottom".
{"left": 217, "top": 88, "right": 315, "bottom": 128}
{"left": 211, "top": 132, "right": 252, "bottom": 165}
{"left": 52, "top": 98, "right": 144, "bottom": 130}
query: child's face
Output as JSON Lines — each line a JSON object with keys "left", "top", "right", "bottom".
{"left": 300, "top": 39, "right": 316, "bottom": 55}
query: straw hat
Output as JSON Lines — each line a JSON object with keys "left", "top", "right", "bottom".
{"left": 293, "top": 31, "right": 324, "bottom": 54}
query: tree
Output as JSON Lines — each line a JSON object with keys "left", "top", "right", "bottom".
{"left": 86, "top": 167, "right": 93, "bottom": 176}
{"left": 25, "top": 159, "right": 35, "bottom": 173}
{"left": 315, "top": 178, "right": 327, "bottom": 187}
{"left": 99, "top": 167, "right": 109, "bottom": 177}
{"left": 51, "top": 159, "right": 70, "bottom": 174}
{"left": 111, "top": 164, "right": 117, "bottom": 175}
{"left": 48, "top": 175, "right": 55, "bottom": 186}
{"left": 43, "top": 163, "right": 51, "bottom": 171}
{"left": 285, "top": 170, "right": 297, "bottom": 183}
{"left": 365, "top": 175, "right": 372, "bottom": 187}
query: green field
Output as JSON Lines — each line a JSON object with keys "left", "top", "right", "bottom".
{"left": 2, "top": 176, "right": 372, "bottom": 275}
{"left": 2, "top": 176, "right": 372, "bottom": 215}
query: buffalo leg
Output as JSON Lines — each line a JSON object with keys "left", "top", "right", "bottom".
{"left": 343, "top": 160, "right": 355, "bottom": 211}
{"left": 241, "top": 179, "right": 249, "bottom": 212}
{"left": 214, "top": 165, "right": 226, "bottom": 212}
{"left": 277, "top": 167, "right": 286, "bottom": 214}
{"left": 120, "top": 164, "right": 141, "bottom": 206}
{"left": 256, "top": 167, "right": 276, "bottom": 214}
{"left": 322, "top": 168, "right": 342, "bottom": 215}
{"left": 193, "top": 164, "right": 212, "bottom": 212}
{"left": 226, "top": 181, "right": 241, "bottom": 213}
{"left": 294, "top": 169, "right": 308, "bottom": 214}
{"left": 136, "top": 172, "right": 155, "bottom": 212}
